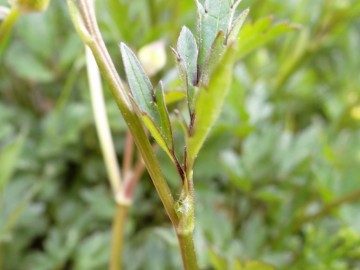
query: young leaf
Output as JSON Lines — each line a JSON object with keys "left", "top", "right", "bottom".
{"left": 226, "top": 8, "right": 250, "bottom": 44}
{"left": 154, "top": 82, "right": 173, "bottom": 150}
{"left": 196, "top": 0, "right": 240, "bottom": 69}
{"left": 176, "top": 26, "right": 198, "bottom": 116}
{"left": 120, "top": 42, "right": 158, "bottom": 121}
{"left": 121, "top": 43, "right": 176, "bottom": 161}
{"left": 188, "top": 45, "right": 237, "bottom": 162}
{"left": 141, "top": 114, "right": 173, "bottom": 159}
{"left": 177, "top": 26, "right": 198, "bottom": 86}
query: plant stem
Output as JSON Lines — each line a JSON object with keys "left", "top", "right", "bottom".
{"left": 176, "top": 173, "right": 199, "bottom": 270}
{"left": 68, "top": 2, "right": 202, "bottom": 268}
{"left": 124, "top": 157, "right": 145, "bottom": 199}
{"left": 110, "top": 204, "right": 129, "bottom": 270}
{"left": 0, "top": 8, "right": 20, "bottom": 47}
{"left": 68, "top": 0, "right": 178, "bottom": 226}
{"left": 177, "top": 233, "right": 199, "bottom": 270}
{"left": 86, "top": 46, "right": 123, "bottom": 200}
{"left": 87, "top": 44, "right": 129, "bottom": 269}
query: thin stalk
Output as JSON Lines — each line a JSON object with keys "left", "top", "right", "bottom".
{"left": 69, "top": 0, "right": 178, "bottom": 226}
{"left": 67, "top": 2, "right": 203, "bottom": 268}
{"left": 177, "top": 233, "right": 199, "bottom": 270}
{"left": 123, "top": 157, "right": 145, "bottom": 199}
{"left": 68, "top": 2, "right": 203, "bottom": 268}
{"left": 87, "top": 46, "right": 129, "bottom": 269}
{"left": 86, "top": 46, "right": 123, "bottom": 200}
{"left": 122, "top": 131, "right": 134, "bottom": 179}
{"left": 175, "top": 172, "right": 199, "bottom": 270}
{"left": 110, "top": 204, "right": 129, "bottom": 270}
{"left": 0, "top": 8, "right": 20, "bottom": 46}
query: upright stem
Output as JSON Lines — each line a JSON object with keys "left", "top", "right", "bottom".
{"left": 177, "top": 233, "right": 199, "bottom": 270}
{"left": 71, "top": 0, "right": 178, "bottom": 226}
{"left": 86, "top": 46, "right": 123, "bottom": 199}
{"left": 86, "top": 46, "right": 129, "bottom": 269}
{"left": 175, "top": 172, "right": 199, "bottom": 270}
{"left": 68, "top": 2, "right": 202, "bottom": 268}
{"left": 110, "top": 204, "right": 129, "bottom": 270}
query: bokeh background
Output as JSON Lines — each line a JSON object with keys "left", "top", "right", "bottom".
{"left": 1, "top": 0, "right": 360, "bottom": 269}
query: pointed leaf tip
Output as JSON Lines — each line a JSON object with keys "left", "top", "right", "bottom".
{"left": 176, "top": 26, "right": 199, "bottom": 116}
{"left": 120, "top": 42, "right": 156, "bottom": 119}
{"left": 177, "top": 26, "right": 198, "bottom": 85}
{"left": 226, "top": 8, "right": 249, "bottom": 44}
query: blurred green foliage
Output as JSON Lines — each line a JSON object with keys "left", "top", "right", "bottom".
{"left": 1, "top": 0, "right": 360, "bottom": 269}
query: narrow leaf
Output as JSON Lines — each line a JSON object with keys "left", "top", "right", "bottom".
{"left": 142, "top": 114, "right": 173, "bottom": 160}
{"left": 188, "top": 45, "right": 236, "bottom": 162}
{"left": 226, "top": 8, "right": 249, "bottom": 44}
{"left": 121, "top": 43, "right": 176, "bottom": 161}
{"left": 120, "top": 42, "right": 158, "bottom": 121}
{"left": 177, "top": 26, "right": 198, "bottom": 86}
{"left": 197, "top": 0, "right": 237, "bottom": 69}
{"left": 176, "top": 26, "right": 198, "bottom": 116}
{"left": 154, "top": 82, "right": 173, "bottom": 149}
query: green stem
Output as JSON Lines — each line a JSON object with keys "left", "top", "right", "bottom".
{"left": 0, "top": 8, "right": 20, "bottom": 47}
{"left": 177, "top": 233, "right": 199, "bottom": 270}
{"left": 86, "top": 46, "right": 123, "bottom": 200}
{"left": 176, "top": 174, "right": 199, "bottom": 270}
{"left": 68, "top": 0, "right": 178, "bottom": 226}
{"left": 110, "top": 204, "right": 129, "bottom": 270}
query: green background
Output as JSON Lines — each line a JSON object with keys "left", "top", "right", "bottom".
{"left": 1, "top": 0, "right": 360, "bottom": 269}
